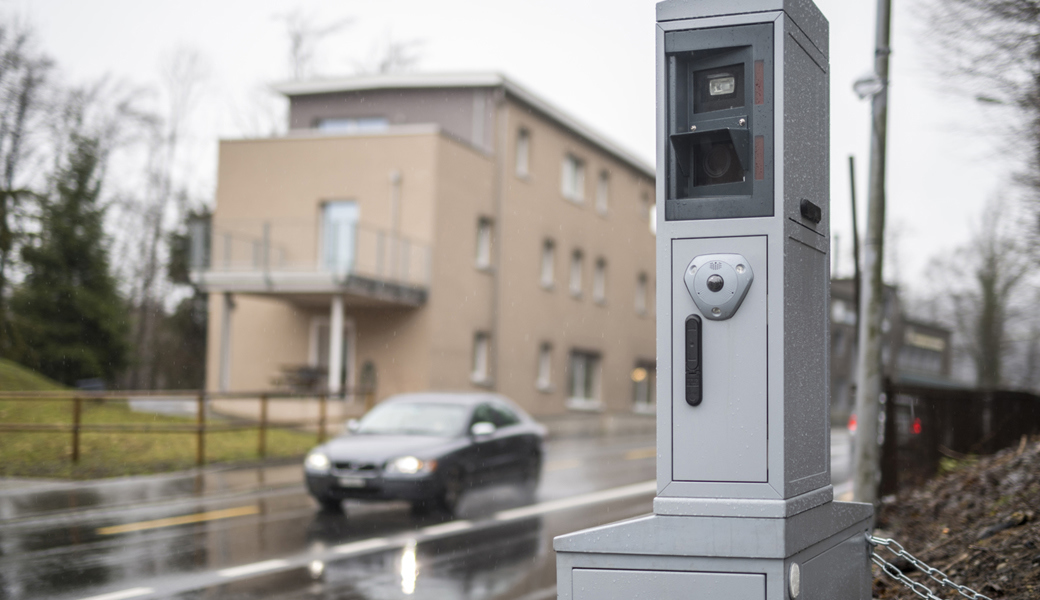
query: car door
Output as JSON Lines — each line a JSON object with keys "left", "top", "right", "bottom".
{"left": 488, "top": 402, "right": 528, "bottom": 481}
{"left": 468, "top": 403, "right": 506, "bottom": 485}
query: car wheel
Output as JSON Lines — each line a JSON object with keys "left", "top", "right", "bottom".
{"left": 316, "top": 495, "right": 343, "bottom": 513}
{"left": 437, "top": 467, "right": 466, "bottom": 516}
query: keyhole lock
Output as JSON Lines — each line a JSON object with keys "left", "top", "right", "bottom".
{"left": 684, "top": 253, "right": 754, "bottom": 321}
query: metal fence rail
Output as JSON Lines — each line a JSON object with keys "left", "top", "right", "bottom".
{"left": 879, "top": 380, "right": 1040, "bottom": 495}
{"left": 0, "top": 389, "right": 375, "bottom": 467}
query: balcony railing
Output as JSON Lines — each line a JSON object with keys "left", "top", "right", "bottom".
{"left": 190, "top": 218, "right": 431, "bottom": 290}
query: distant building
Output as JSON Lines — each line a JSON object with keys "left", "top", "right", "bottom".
{"left": 829, "top": 278, "right": 954, "bottom": 423}
{"left": 192, "top": 73, "right": 657, "bottom": 417}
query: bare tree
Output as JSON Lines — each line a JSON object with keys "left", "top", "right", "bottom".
{"left": 354, "top": 31, "right": 424, "bottom": 76}
{"left": 0, "top": 17, "right": 51, "bottom": 353}
{"left": 276, "top": 9, "right": 352, "bottom": 81}
{"left": 925, "top": 196, "right": 1036, "bottom": 389}
{"left": 121, "top": 47, "right": 209, "bottom": 389}
{"left": 921, "top": 0, "right": 1040, "bottom": 225}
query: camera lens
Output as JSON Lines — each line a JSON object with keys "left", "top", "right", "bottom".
{"left": 706, "top": 275, "right": 724, "bottom": 292}
{"left": 703, "top": 144, "right": 733, "bottom": 179}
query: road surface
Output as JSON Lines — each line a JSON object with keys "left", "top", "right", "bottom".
{"left": 0, "top": 430, "right": 852, "bottom": 600}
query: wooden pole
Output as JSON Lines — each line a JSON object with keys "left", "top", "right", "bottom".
{"left": 196, "top": 393, "right": 206, "bottom": 467}
{"left": 853, "top": 0, "right": 893, "bottom": 505}
{"left": 71, "top": 396, "right": 82, "bottom": 464}
{"left": 318, "top": 394, "right": 327, "bottom": 443}
{"left": 258, "top": 394, "right": 268, "bottom": 459}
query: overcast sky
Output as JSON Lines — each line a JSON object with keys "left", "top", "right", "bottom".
{"left": 11, "top": 0, "right": 1019, "bottom": 297}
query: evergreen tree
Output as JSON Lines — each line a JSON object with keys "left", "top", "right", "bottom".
{"left": 11, "top": 134, "right": 128, "bottom": 385}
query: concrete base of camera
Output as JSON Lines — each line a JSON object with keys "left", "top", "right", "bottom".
{"left": 554, "top": 500, "right": 873, "bottom": 600}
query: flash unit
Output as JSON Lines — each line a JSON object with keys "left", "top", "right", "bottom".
{"left": 709, "top": 75, "right": 736, "bottom": 96}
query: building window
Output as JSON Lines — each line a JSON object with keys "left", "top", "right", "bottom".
{"left": 632, "top": 362, "right": 657, "bottom": 414}
{"left": 540, "top": 239, "right": 555, "bottom": 289}
{"left": 641, "top": 191, "right": 656, "bottom": 235}
{"left": 635, "top": 272, "right": 649, "bottom": 315}
{"left": 570, "top": 250, "right": 584, "bottom": 297}
{"left": 561, "top": 154, "right": 585, "bottom": 202}
{"left": 322, "top": 200, "right": 359, "bottom": 273}
{"left": 472, "top": 332, "right": 490, "bottom": 384}
{"left": 596, "top": 171, "right": 609, "bottom": 214}
{"left": 316, "top": 117, "right": 388, "bottom": 133}
{"left": 516, "top": 129, "right": 530, "bottom": 178}
{"left": 475, "top": 217, "right": 493, "bottom": 269}
{"left": 536, "top": 343, "right": 553, "bottom": 392}
{"left": 567, "top": 350, "right": 602, "bottom": 410}
{"left": 593, "top": 258, "right": 607, "bottom": 304}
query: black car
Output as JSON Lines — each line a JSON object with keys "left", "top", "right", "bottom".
{"left": 304, "top": 392, "right": 546, "bottom": 514}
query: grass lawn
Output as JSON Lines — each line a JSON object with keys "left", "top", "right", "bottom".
{"left": 0, "top": 359, "right": 318, "bottom": 479}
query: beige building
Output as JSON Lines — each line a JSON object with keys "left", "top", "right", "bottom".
{"left": 193, "top": 73, "right": 657, "bottom": 417}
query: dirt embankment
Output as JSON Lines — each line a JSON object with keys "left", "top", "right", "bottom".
{"left": 873, "top": 436, "right": 1040, "bottom": 599}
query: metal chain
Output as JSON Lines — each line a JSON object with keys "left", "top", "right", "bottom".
{"left": 867, "top": 534, "right": 993, "bottom": 600}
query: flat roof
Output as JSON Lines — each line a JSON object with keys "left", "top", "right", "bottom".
{"left": 271, "top": 72, "right": 655, "bottom": 179}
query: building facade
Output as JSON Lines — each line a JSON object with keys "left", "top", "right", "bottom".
{"left": 829, "top": 278, "right": 954, "bottom": 423}
{"left": 194, "top": 73, "right": 657, "bottom": 417}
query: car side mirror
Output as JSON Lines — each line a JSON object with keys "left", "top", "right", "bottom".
{"left": 346, "top": 419, "right": 360, "bottom": 433}
{"left": 470, "top": 422, "right": 496, "bottom": 437}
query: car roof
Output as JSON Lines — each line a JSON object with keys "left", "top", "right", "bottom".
{"left": 381, "top": 392, "right": 512, "bottom": 408}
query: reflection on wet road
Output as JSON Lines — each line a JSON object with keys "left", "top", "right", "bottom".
{"left": 0, "top": 431, "right": 852, "bottom": 600}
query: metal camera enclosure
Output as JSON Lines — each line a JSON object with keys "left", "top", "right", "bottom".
{"left": 555, "top": 2, "right": 873, "bottom": 599}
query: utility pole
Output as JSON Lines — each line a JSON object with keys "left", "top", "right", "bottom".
{"left": 853, "top": 0, "right": 893, "bottom": 505}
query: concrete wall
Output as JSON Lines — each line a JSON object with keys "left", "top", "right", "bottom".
{"left": 288, "top": 88, "right": 495, "bottom": 153}
{"left": 493, "top": 97, "right": 657, "bottom": 415}
{"left": 206, "top": 130, "right": 444, "bottom": 393}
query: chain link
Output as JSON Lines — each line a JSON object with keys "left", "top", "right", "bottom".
{"left": 867, "top": 534, "right": 993, "bottom": 600}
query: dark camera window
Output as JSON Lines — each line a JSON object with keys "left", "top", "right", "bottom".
{"left": 692, "top": 131, "right": 745, "bottom": 187}
{"left": 694, "top": 63, "right": 745, "bottom": 113}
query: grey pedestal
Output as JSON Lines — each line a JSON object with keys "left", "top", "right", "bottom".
{"left": 555, "top": 500, "right": 873, "bottom": 600}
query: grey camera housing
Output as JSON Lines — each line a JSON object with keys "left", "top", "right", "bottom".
{"left": 556, "top": 4, "right": 873, "bottom": 600}
{"left": 656, "top": 0, "right": 833, "bottom": 508}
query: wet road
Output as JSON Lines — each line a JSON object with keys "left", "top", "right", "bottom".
{"left": 0, "top": 431, "right": 852, "bottom": 600}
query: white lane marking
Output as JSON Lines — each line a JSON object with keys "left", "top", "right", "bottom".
{"left": 494, "top": 480, "right": 656, "bottom": 521}
{"left": 79, "top": 588, "right": 153, "bottom": 600}
{"left": 332, "top": 537, "right": 394, "bottom": 555}
{"left": 420, "top": 519, "right": 473, "bottom": 536}
{"left": 217, "top": 559, "right": 289, "bottom": 578}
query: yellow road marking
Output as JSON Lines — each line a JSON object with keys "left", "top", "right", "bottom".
{"left": 624, "top": 447, "right": 657, "bottom": 461}
{"left": 544, "top": 458, "right": 582, "bottom": 472}
{"left": 97, "top": 505, "right": 260, "bottom": 535}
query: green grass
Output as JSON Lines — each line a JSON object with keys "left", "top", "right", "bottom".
{"left": 0, "top": 359, "right": 317, "bottom": 479}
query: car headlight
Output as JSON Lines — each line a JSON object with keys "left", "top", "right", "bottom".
{"left": 305, "top": 452, "right": 331, "bottom": 472}
{"left": 385, "top": 456, "right": 437, "bottom": 475}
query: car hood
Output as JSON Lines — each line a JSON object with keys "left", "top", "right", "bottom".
{"left": 321, "top": 434, "right": 458, "bottom": 463}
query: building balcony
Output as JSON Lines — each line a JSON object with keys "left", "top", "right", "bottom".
{"left": 190, "top": 218, "right": 430, "bottom": 307}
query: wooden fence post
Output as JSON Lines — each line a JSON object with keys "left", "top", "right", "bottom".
{"left": 71, "top": 396, "right": 82, "bottom": 464}
{"left": 318, "top": 394, "right": 327, "bottom": 443}
{"left": 258, "top": 394, "right": 268, "bottom": 459}
{"left": 196, "top": 393, "right": 206, "bottom": 467}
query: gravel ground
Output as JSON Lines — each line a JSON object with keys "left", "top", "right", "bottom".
{"left": 872, "top": 435, "right": 1040, "bottom": 599}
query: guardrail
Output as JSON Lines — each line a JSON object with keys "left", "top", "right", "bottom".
{"left": 0, "top": 389, "right": 376, "bottom": 467}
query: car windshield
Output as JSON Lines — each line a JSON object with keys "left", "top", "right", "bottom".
{"left": 356, "top": 402, "right": 470, "bottom": 437}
